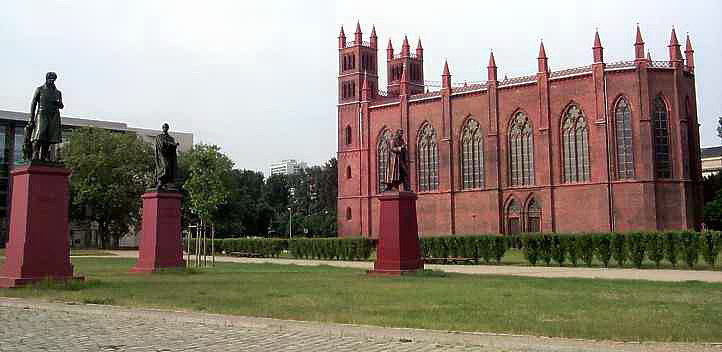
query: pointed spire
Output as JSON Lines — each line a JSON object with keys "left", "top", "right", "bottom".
{"left": 442, "top": 60, "right": 451, "bottom": 89}
{"left": 338, "top": 25, "right": 346, "bottom": 49}
{"left": 369, "top": 25, "right": 377, "bottom": 49}
{"left": 416, "top": 38, "right": 423, "bottom": 59}
{"left": 685, "top": 33, "right": 695, "bottom": 73}
{"left": 401, "top": 35, "right": 410, "bottom": 56}
{"left": 354, "top": 21, "right": 362, "bottom": 45}
{"left": 487, "top": 51, "right": 498, "bottom": 82}
{"left": 634, "top": 24, "right": 646, "bottom": 62}
{"left": 593, "top": 30, "right": 604, "bottom": 63}
{"left": 537, "top": 41, "right": 549, "bottom": 73}
{"left": 386, "top": 39, "right": 394, "bottom": 60}
{"left": 668, "top": 27, "right": 682, "bottom": 67}
{"left": 361, "top": 71, "right": 370, "bottom": 100}
{"left": 400, "top": 64, "right": 409, "bottom": 95}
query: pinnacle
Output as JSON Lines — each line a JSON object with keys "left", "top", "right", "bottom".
{"left": 355, "top": 21, "right": 362, "bottom": 34}
{"left": 538, "top": 40, "right": 547, "bottom": 59}
{"left": 442, "top": 60, "right": 450, "bottom": 76}
{"left": 593, "top": 30, "right": 602, "bottom": 48}
{"left": 669, "top": 27, "right": 680, "bottom": 46}
{"left": 488, "top": 51, "right": 497, "bottom": 68}
{"left": 635, "top": 25, "right": 644, "bottom": 45}
{"left": 402, "top": 35, "right": 410, "bottom": 47}
{"left": 387, "top": 39, "right": 393, "bottom": 50}
{"left": 339, "top": 25, "right": 345, "bottom": 36}
{"left": 685, "top": 33, "right": 693, "bottom": 52}
{"left": 370, "top": 25, "right": 377, "bottom": 37}
{"left": 416, "top": 38, "right": 423, "bottom": 50}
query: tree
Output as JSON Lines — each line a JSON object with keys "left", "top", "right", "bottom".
{"left": 182, "top": 144, "right": 233, "bottom": 226}
{"left": 717, "top": 116, "right": 722, "bottom": 141}
{"left": 64, "top": 127, "right": 153, "bottom": 248}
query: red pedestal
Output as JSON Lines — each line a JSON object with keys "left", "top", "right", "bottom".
{"left": 0, "top": 164, "right": 82, "bottom": 288}
{"left": 130, "top": 191, "right": 184, "bottom": 273}
{"left": 368, "top": 191, "right": 424, "bottom": 275}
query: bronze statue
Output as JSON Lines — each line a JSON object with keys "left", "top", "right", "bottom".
{"left": 155, "top": 123, "right": 179, "bottom": 191}
{"left": 384, "top": 129, "right": 410, "bottom": 192}
{"left": 27, "top": 72, "right": 64, "bottom": 161}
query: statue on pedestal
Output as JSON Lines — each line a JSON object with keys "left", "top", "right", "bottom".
{"left": 154, "top": 123, "right": 179, "bottom": 191}
{"left": 383, "top": 129, "right": 410, "bottom": 192}
{"left": 27, "top": 72, "right": 64, "bottom": 162}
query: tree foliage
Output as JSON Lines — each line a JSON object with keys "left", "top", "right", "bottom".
{"left": 64, "top": 127, "right": 153, "bottom": 248}
{"left": 181, "top": 144, "right": 233, "bottom": 224}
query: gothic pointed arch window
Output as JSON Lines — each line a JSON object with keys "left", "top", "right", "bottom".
{"left": 615, "top": 97, "right": 634, "bottom": 179}
{"left": 377, "top": 129, "right": 393, "bottom": 193}
{"left": 346, "top": 165, "right": 352, "bottom": 179}
{"left": 562, "top": 104, "right": 590, "bottom": 183}
{"left": 460, "top": 119, "right": 484, "bottom": 189}
{"left": 417, "top": 123, "right": 439, "bottom": 192}
{"left": 346, "top": 207, "right": 352, "bottom": 220}
{"left": 682, "top": 96, "right": 691, "bottom": 179}
{"left": 654, "top": 96, "right": 672, "bottom": 178}
{"left": 508, "top": 112, "right": 534, "bottom": 186}
{"left": 506, "top": 199, "right": 521, "bottom": 235}
{"left": 526, "top": 198, "right": 541, "bottom": 233}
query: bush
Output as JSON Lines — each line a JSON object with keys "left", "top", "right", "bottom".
{"left": 577, "top": 235, "right": 595, "bottom": 267}
{"left": 612, "top": 233, "right": 627, "bottom": 268}
{"left": 563, "top": 236, "right": 578, "bottom": 267}
{"left": 594, "top": 234, "right": 612, "bottom": 268}
{"left": 646, "top": 233, "right": 665, "bottom": 268}
{"left": 664, "top": 232, "right": 680, "bottom": 268}
{"left": 627, "top": 233, "right": 646, "bottom": 269}
{"left": 539, "top": 234, "right": 553, "bottom": 266}
{"left": 680, "top": 231, "right": 699, "bottom": 269}
{"left": 522, "top": 236, "right": 540, "bottom": 266}
{"left": 492, "top": 236, "right": 507, "bottom": 264}
{"left": 551, "top": 235, "right": 566, "bottom": 266}
{"left": 700, "top": 231, "right": 721, "bottom": 268}
{"left": 478, "top": 237, "right": 493, "bottom": 264}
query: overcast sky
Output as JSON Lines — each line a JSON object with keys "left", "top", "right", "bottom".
{"left": 1, "top": 1, "right": 720, "bottom": 174}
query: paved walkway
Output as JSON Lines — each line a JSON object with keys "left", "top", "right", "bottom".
{"left": 1, "top": 297, "right": 720, "bottom": 352}
{"left": 107, "top": 251, "right": 722, "bottom": 283}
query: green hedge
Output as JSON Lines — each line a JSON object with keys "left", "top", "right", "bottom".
{"left": 183, "top": 231, "right": 722, "bottom": 270}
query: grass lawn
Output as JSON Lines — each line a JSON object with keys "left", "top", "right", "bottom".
{"left": 1, "top": 257, "right": 721, "bottom": 342}
{"left": 0, "top": 249, "right": 116, "bottom": 257}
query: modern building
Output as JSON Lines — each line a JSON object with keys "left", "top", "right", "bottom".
{"left": 337, "top": 23, "right": 702, "bottom": 237}
{"left": 0, "top": 109, "right": 193, "bottom": 247}
{"left": 269, "top": 159, "right": 307, "bottom": 177}
{"left": 701, "top": 146, "right": 722, "bottom": 177}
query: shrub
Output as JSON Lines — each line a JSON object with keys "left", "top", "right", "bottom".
{"left": 646, "top": 233, "right": 665, "bottom": 268}
{"left": 594, "top": 234, "right": 612, "bottom": 268}
{"left": 700, "top": 231, "right": 721, "bottom": 268}
{"left": 522, "top": 235, "right": 540, "bottom": 266}
{"left": 539, "top": 234, "right": 553, "bottom": 266}
{"left": 551, "top": 235, "right": 566, "bottom": 266}
{"left": 612, "top": 233, "right": 627, "bottom": 268}
{"left": 627, "top": 233, "right": 646, "bottom": 269}
{"left": 478, "top": 237, "right": 493, "bottom": 264}
{"left": 680, "top": 231, "right": 699, "bottom": 269}
{"left": 577, "top": 235, "right": 595, "bottom": 267}
{"left": 664, "top": 232, "right": 680, "bottom": 268}
{"left": 563, "top": 236, "right": 578, "bottom": 267}
{"left": 492, "top": 236, "right": 507, "bottom": 264}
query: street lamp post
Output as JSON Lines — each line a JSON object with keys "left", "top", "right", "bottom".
{"left": 287, "top": 207, "right": 292, "bottom": 239}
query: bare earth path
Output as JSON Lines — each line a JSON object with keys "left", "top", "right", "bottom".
{"left": 107, "top": 250, "right": 722, "bottom": 283}
{"left": 2, "top": 297, "right": 721, "bottom": 352}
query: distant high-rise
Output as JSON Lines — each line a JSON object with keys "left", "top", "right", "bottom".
{"left": 269, "top": 159, "right": 307, "bottom": 177}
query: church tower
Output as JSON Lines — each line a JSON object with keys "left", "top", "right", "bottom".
{"left": 337, "top": 22, "right": 378, "bottom": 237}
{"left": 386, "top": 36, "right": 425, "bottom": 96}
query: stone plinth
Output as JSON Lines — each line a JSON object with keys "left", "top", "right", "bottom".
{"left": 0, "top": 164, "right": 82, "bottom": 288}
{"left": 368, "top": 191, "right": 424, "bottom": 275}
{"left": 130, "top": 191, "right": 184, "bottom": 273}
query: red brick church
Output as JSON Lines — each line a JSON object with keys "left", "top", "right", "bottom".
{"left": 337, "top": 23, "right": 702, "bottom": 237}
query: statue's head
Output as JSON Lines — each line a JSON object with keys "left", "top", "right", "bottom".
{"left": 45, "top": 72, "right": 57, "bottom": 87}
{"left": 162, "top": 123, "right": 169, "bottom": 133}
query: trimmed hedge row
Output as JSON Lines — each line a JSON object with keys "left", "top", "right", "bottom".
{"left": 289, "top": 238, "right": 374, "bottom": 261}
{"left": 185, "top": 237, "right": 374, "bottom": 261}
{"left": 184, "top": 231, "right": 722, "bottom": 269}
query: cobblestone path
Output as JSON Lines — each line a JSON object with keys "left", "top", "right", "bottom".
{"left": 1, "top": 298, "right": 721, "bottom": 352}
